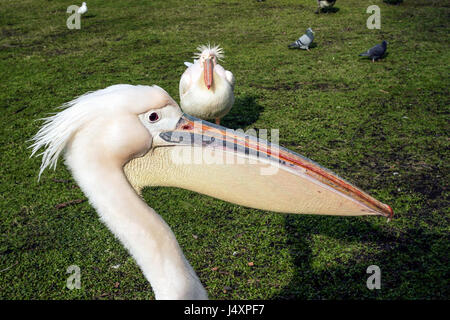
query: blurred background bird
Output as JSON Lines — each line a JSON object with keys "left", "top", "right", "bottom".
{"left": 316, "top": 0, "right": 336, "bottom": 13}
{"left": 288, "top": 28, "right": 315, "bottom": 51}
{"left": 359, "top": 40, "right": 388, "bottom": 62}
{"left": 179, "top": 44, "right": 235, "bottom": 125}
{"left": 78, "top": 2, "right": 87, "bottom": 14}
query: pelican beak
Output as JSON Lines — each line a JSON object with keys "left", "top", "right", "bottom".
{"left": 203, "top": 58, "right": 213, "bottom": 90}
{"left": 126, "top": 114, "right": 393, "bottom": 220}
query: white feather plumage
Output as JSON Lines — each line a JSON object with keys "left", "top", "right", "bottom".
{"left": 194, "top": 44, "right": 225, "bottom": 61}
{"left": 78, "top": 2, "right": 87, "bottom": 14}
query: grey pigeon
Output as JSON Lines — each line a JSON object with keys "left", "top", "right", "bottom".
{"left": 316, "top": 0, "right": 336, "bottom": 13}
{"left": 359, "top": 40, "right": 388, "bottom": 62}
{"left": 288, "top": 28, "right": 314, "bottom": 50}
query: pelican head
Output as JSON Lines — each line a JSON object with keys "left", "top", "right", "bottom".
{"left": 31, "top": 84, "right": 393, "bottom": 299}
{"left": 194, "top": 44, "right": 224, "bottom": 90}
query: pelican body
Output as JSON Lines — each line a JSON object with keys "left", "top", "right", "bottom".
{"left": 31, "top": 84, "right": 393, "bottom": 300}
{"left": 179, "top": 45, "right": 235, "bottom": 125}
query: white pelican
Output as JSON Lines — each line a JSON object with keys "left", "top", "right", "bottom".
{"left": 179, "top": 44, "right": 235, "bottom": 125}
{"left": 31, "top": 84, "right": 393, "bottom": 300}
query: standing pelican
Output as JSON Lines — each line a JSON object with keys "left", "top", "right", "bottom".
{"left": 31, "top": 84, "right": 393, "bottom": 300}
{"left": 179, "top": 44, "right": 235, "bottom": 125}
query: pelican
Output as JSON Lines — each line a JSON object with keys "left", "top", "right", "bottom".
{"left": 31, "top": 84, "right": 393, "bottom": 300}
{"left": 179, "top": 44, "right": 235, "bottom": 125}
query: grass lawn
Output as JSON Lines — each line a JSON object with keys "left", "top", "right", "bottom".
{"left": 0, "top": 0, "right": 448, "bottom": 300}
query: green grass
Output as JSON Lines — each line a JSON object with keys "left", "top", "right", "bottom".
{"left": 0, "top": 0, "right": 449, "bottom": 300}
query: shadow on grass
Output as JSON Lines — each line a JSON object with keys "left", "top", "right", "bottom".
{"left": 221, "top": 95, "right": 264, "bottom": 130}
{"left": 275, "top": 215, "right": 448, "bottom": 299}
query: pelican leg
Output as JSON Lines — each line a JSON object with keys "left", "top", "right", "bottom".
{"left": 215, "top": 118, "right": 221, "bottom": 125}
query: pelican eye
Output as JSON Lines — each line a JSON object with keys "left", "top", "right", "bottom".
{"left": 148, "top": 111, "right": 160, "bottom": 123}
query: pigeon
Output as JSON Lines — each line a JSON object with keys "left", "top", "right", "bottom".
{"left": 359, "top": 40, "right": 388, "bottom": 62}
{"left": 78, "top": 2, "right": 87, "bottom": 14}
{"left": 183, "top": 59, "right": 198, "bottom": 68}
{"left": 288, "top": 28, "right": 314, "bottom": 51}
{"left": 316, "top": 0, "right": 336, "bottom": 13}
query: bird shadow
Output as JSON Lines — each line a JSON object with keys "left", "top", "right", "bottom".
{"left": 316, "top": 7, "right": 340, "bottom": 14}
{"left": 221, "top": 95, "right": 264, "bottom": 130}
{"left": 272, "top": 215, "right": 446, "bottom": 299}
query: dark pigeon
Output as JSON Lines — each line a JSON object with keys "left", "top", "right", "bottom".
{"left": 359, "top": 40, "right": 388, "bottom": 62}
